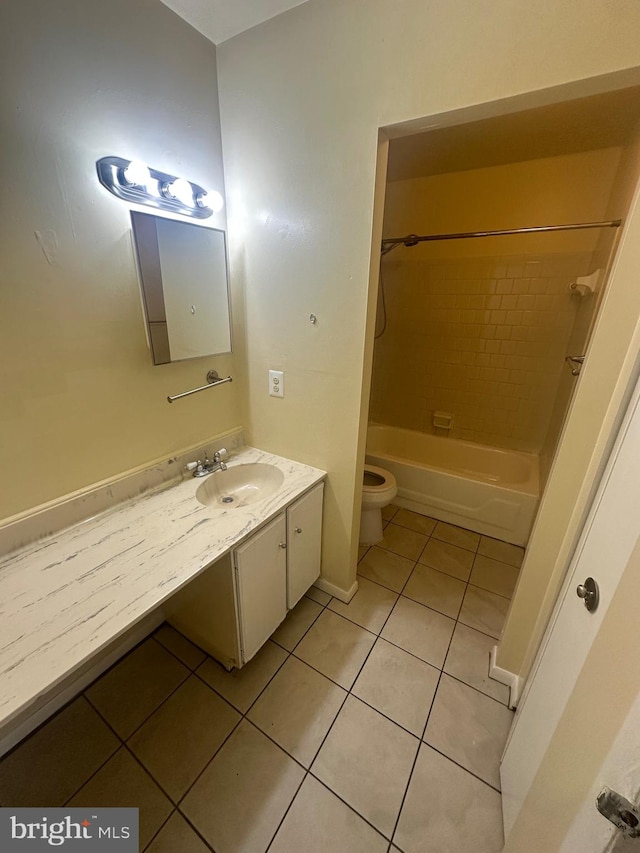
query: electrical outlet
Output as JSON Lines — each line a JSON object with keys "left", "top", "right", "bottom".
{"left": 269, "top": 370, "right": 284, "bottom": 398}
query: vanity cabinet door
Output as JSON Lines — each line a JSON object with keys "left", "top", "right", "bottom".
{"left": 287, "top": 482, "right": 324, "bottom": 609}
{"left": 234, "top": 513, "right": 287, "bottom": 663}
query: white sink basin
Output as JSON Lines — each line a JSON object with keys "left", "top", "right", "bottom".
{"left": 196, "top": 463, "right": 285, "bottom": 508}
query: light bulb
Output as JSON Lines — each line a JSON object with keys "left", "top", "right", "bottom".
{"left": 197, "top": 190, "right": 224, "bottom": 213}
{"left": 167, "top": 178, "right": 194, "bottom": 206}
{"left": 123, "top": 160, "right": 150, "bottom": 187}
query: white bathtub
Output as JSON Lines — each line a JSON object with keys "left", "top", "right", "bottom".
{"left": 366, "top": 424, "right": 539, "bottom": 546}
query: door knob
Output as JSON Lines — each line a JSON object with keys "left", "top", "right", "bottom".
{"left": 295, "top": 527, "right": 302, "bottom": 534}
{"left": 279, "top": 542, "right": 287, "bottom": 550}
{"left": 576, "top": 577, "right": 599, "bottom": 613}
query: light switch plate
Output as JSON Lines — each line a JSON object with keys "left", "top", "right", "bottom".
{"left": 269, "top": 370, "right": 284, "bottom": 398}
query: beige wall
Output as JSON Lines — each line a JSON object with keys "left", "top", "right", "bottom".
{"left": 382, "top": 150, "right": 620, "bottom": 259}
{"left": 371, "top": 249, "right": 594, "bottom": 451}
{"left": 371, "top": 149, "right": 620, "bottom": 451}
{"left": 217, "top": 0, "right": 640, "bottom": 593}
{"left": 0, "top": 0, "right": 240, "bottom": 522}
{"left": 498, "top": 121, "right": 640, "bottom": 681}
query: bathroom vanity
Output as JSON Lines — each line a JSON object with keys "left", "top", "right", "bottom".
{"left": 0, "top": 438, "right": 325, "bottom": 742}
{"left": 166, "top": 482, "right": 323, "bottom": 668}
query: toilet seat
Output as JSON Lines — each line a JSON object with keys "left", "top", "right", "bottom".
{"left": 362, "top": 464, "right": 397, "bottom": 507}
{"left": 362, "top": 464, "right": 398, "bottom": 495}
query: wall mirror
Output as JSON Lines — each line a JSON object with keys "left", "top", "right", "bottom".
{"left": 130, "top": 211, "right": 232, "bottom": 364}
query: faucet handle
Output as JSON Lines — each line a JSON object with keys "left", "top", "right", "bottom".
{"left": 214, "top": 447, "right": 228, "bottom": 462}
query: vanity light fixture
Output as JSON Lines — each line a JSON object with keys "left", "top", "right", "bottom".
{"left": 96, "top": 156, "right": 223, "bottom": 220}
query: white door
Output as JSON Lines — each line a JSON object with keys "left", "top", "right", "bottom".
{"left": 234, "top": 513, "right": 287, "bottom": 663}
{"left": 286, "top": 483, "right": 323, "bottom": 609}
{"left": 558, "top": 684, "right": 640, "bottom": 852}
{"left": 501, "top": 373, "right": 640, "bottom": 838}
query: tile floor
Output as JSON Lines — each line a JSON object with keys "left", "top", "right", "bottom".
{"left": 0, "top": 507, "right": 524, "bottom": 852}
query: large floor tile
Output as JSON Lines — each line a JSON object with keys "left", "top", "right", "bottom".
{"left": 381, "top": 597, "right": 455, "bottom": 670}
{"left": 458, "top": 586, "right": 510, "bottom": 639}
{"left": 358, "top": 547, "right": 415, "bottom": 592}
{"left": 146, "top": 812, "right": 210, "bottom": 853}
{"left": 393, "top": 509, "right": 437, "bottom": 536}
{"left": 128, "top": 675, "right": 240, "bottom": 800}
{"left": 329, "top": 576, "right": 398, "bottom": 633}
{"left": 68, "top": 747, "right": 173, "bottom": 849}
{"left": 248, "top": 656, "right": 346, "bottom": 767}
{"left": 444, "top": 623, "right": 509, "bottom": 705}
{"left": 307, "top": 585, "right": 332, "bottom": 605}
{"left": 470, "top": 555, "right": 520, "bottom": 598}
{"left": 382, "top": 504, "right": 400, "bottom": 522}
{"left": 154, "top": 624, "right": 207, "bottom": 670}
{"left": 379, "top": 523, "right": 428, "bottom": 561}
{"left": 196, "top": 640, "right": 287, "bottom": 713}
{"left": 352, "top": 638, "right": 439, "bottom": 736}
{"left": 270, "top": 774, "right": 388, "bottom": 853}
{"left": 86, "top": 638, "right": 189, "bottom": 739}
{"left": 0, "top": 697, "right": 119, "bottom": 806}
{"left": 271, "top": 595, "right": 323, "bottom": 650}
{"left": 294, "top": 610, "right": 376, "bottom": 689}
{"left": 394, "top": 744, "right": 504, "bottom": 853}
{"left": 424, "top": 675, "right": 513, "bottom": 789}
{"left": 419, "top": 539, "right": 474, "bottom": 581}
{"left": 432, "top": 521, "right": 480, "bottom": 552}
{"left": 181, "top": 721, "right": 304, "bottom": 853}
{"left": 312, "top": 696, "right": 418, "bottom": 838}
{"left": 403, "top": 564, "right": 466, "bottom": 619}
{"left": 478, "top": 536, "right": 525, "bottom": 568}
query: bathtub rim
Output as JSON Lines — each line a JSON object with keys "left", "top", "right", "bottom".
{"left": 366, "top": 422, "right": 540, "bottom": 498}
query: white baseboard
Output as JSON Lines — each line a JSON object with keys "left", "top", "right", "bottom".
{"left": 0, "top": 611, "right": 164, "bottom": 758}
{"left": 490, "top": 645, "right": 523, "bottom": 710}
{"left": 314, "top": 576, "right": 359, "bottom": 603}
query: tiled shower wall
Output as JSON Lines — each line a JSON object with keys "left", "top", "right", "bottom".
{"left": 370, "top": 251, "right": 595, "bottom": 453}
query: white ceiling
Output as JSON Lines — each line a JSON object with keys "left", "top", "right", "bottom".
{"left": 159, "top": 0, "right": 309, "bottom": 44}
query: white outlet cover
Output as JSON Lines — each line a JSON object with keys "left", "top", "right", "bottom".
{"left": 269, "top": 369, "right": 284, "bottom": 398}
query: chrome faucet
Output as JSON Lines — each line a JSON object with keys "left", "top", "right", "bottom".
{"left": 186, "top": 448, "right": 229, "bottom": 478}
{"left": 212, "top": 448, "right": 228, "bottom": 471}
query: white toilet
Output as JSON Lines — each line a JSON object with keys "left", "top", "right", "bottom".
{"left": 360, "top": 464, "right": 398, "bottom": 545}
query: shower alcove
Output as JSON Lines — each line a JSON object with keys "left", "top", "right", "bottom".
{"left": 367, "top": 88, "right": 640, "bottom": 546}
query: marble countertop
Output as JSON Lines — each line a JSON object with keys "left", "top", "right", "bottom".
{"left": 0, "top": 447, "right": 325, "bottom": 730}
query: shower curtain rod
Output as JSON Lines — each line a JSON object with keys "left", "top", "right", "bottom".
{"left": 381, "top": 219, "right": 622, "bottom": 254}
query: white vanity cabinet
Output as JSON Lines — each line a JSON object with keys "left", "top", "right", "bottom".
{"left": 234, "top": 514, "right": 287, "bottom": 662}
{"left": 165, "top": 481, "right": 324, "bottom": 669}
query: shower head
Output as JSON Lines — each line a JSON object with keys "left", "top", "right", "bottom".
{"left": 403, "top": 234, "right": 420, "bottom": 247}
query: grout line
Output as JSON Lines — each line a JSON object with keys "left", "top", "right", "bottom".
{"left": 388, "top": 620, "right": 456, "bottom": 844}
{"left": 173, "top": 593, "right": 341, "bottom": 832}
{"left": 263, "top": 771, "right": 308, "bottom": 852}
{"left": 420, "top": 741, "right": 503, "bottom": 795}
{"left": 165, "top": 810, "right": 216, "bottom": 852}
{"left": 141, "top": 808, "right": 178, "bottom": 852}
{"left": 440, "top": 666, "right": 511, "bottom": 708}
{"left": 467, "top": 579, "right": 515, "bottom": 601}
